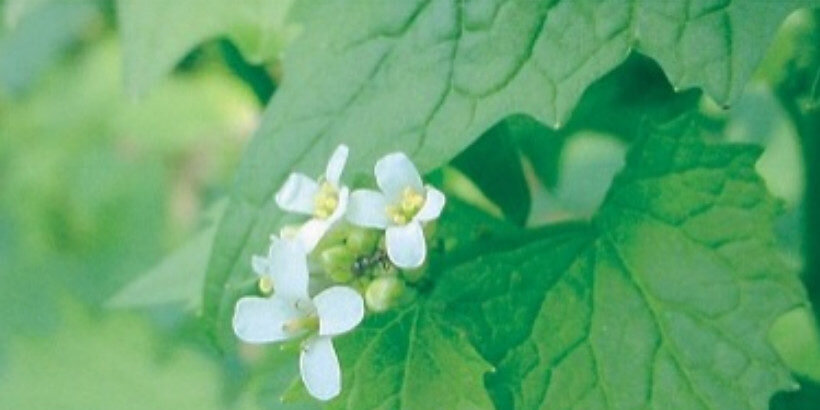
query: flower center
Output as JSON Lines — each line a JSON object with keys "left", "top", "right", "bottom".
{"left": 386, "top": 187, "right": 425, "bottom": 225}
{"left": 283, "top": 314, "right": 320, "bottom": 334}
{"left": 313, "top": 181, "right": 339, "bottom": 219}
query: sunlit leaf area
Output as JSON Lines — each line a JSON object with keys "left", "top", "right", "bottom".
{"left": 1, "top": 1, "right": 819, "bottom": 409}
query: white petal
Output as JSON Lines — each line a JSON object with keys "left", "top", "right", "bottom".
{"left": 275, "top": 173, "right": 318, "bottom": 215}
{"left": 385, "top": 222, "right": 426, "bottom": 269}
{"left": 374, "top": 152, "right": 423, "bottom": 201}
{"left": 327, "top": 186, "right": 349, "bottom": 225}
{"left": 295, "top": 218, "right": 332, "bottom": 253}
{"left": 324, "top": 145, "right": 349, "bottom": 186}
{"left": 300, "top": 336, "right": 341, "bottom": 401}
{"left": 346, "top": 189, "right": 389, "bottom": 229}
{"left": 233, "top": 296, "right": 300, "bottom": 343}
{"left": 251, "top": 255, "right": 269, "bottom": 277}
{"left": 414, "top": 186, "right": 446, "bottom": 222}
{"left": 268, "top": 237, "right": 310, "bottom": 301}
{"left": 314, "top": 286, "right": 364, "bottom": 336}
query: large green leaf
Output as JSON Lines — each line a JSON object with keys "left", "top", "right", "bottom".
{"left": 202, "top": 0, "right": 814, "bottom": 347}
{"left": 116, "top": 0, "right": 304, "bottom": 95}
{"left": 329, "top": 306, "right": 494, "bottom": 410}
{"left": 435, "top": 119, "right": 806, "bottom": 409}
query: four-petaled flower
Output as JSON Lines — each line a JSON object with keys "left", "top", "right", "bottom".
{"left": 275, "top": 145, "right": 350, "bottom": 252}
{"left": 346, "top": 152, "right": 445, "bottom": 268}
{"left": 233, "top": 236, "right": 364, "bottom": 401}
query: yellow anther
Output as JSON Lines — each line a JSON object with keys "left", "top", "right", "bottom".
{"left": 386, "top": 187, "right": 425, "bottom": 224}
{"left": 313, "top": 181, "right": 339, "bottom": 219}
{"left": 315, "top": 207, "right": 331, "bottom": 219}
{"left": 258, "top": 277, "right": 274, "bottom": 295}
{"left": 386, "top": 204, "right": 408, "bottom": 225}
{"left": 323, "top": 196, "right": 338, "bottom": 210}
{"left": 402, "top": 187, "right": 424, "bottom": 209}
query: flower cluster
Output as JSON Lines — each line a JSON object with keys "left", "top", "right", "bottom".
{"left": 232, "top": 145, "right": 445, "bottom": 401}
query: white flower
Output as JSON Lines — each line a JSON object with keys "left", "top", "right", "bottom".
{"left": 346, "top": 152, "right": 445, "bottom": 268}
{"left": 275, "top": 145, "right": 350, "bottom": 252}
{"left": 233, "top": 236, "right": 364, "bottom": 401}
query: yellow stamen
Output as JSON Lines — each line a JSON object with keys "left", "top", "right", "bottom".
{"left": 313, "top": 181, "right": 339, "bottom": 219}
{"left": 385, "top": 187, "right": 425, "bottom": 224}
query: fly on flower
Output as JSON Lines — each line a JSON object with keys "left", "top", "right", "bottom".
{"left": 275, "top": 145, "right": 350, "bottom": 252}
{"left": 346, "top": 152, "right": 445, "bottom": 268}
{"left": 233, "top": 236, "right": 364, "bottom": 401}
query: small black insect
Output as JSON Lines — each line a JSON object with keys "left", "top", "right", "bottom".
{"left": 351, "top": 249, "right": 391, "bottom": 276}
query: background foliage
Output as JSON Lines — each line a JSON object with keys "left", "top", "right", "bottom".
{"left": 0, "top": 0, "right": 819, "bottom": 409}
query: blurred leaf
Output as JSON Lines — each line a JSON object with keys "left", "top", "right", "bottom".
{"left": 765, "top": 9, "right": 820, "bottom": 327}
{"left": 3, "top": 0, "right": 51, "bottom": 27}
{"left": 0, "top": 38, "right": 255, "bottom": 349}
{"left": 203, "top": 0, "right": 810, "bottom": 349}
{"left": 108, "top": 200, "right": 227, "bottom": 311}
{"left": 117, "top": 0, "right": 305, "bottom": 95}
{"left": 452, "top": 121, "right": 530, "bottom": 225}
{"left": 529, "top": 130, "right": 626, "bottom": 224}
{"left": 0, "top": 299, "right": 258, "bottom": 409}
{"left": 0, "top": 0, "right": 98, "bottom": 95}
{"left": 429, "top": 166, "right": 505, "bottom": 220}
{"left": 726, "top": 84, "right": 805, "bottom": 208}
{"left": 507, "top": 114, "right": 564, "bottom": 189}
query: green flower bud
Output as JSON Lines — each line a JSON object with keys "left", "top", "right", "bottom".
{"left": 365, "top": 276, "right": 405, "bottom": 312}
{"left": 345, "top": 228, "right": 379, "bottom": 255}
{"left": 354, "top": 277, "right": 372, "bottom": 294}
{"left": 312, "top": 223, "right": 351, "bottom": 254}
{"left": 258, "top": 276, "right": 274, "bottom": 295}
{"left": 320, "top": 245, "right": 356, "bottom": 283}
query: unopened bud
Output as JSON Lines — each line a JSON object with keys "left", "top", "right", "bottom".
{"left": 258, "top": 276, "right": 274, "bottom": 295}
{"left": 345, "top": 228, "right": 379, "bottom": 255}
{"left": 365, "top": 276, "right": 405, "bottom": 312}
{"left": 320, "top": 245, "right": 356, "bottom": 283}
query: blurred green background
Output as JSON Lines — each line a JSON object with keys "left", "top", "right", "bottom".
{"left": 0, "top": 1, "right": 818, "bottom": 409}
